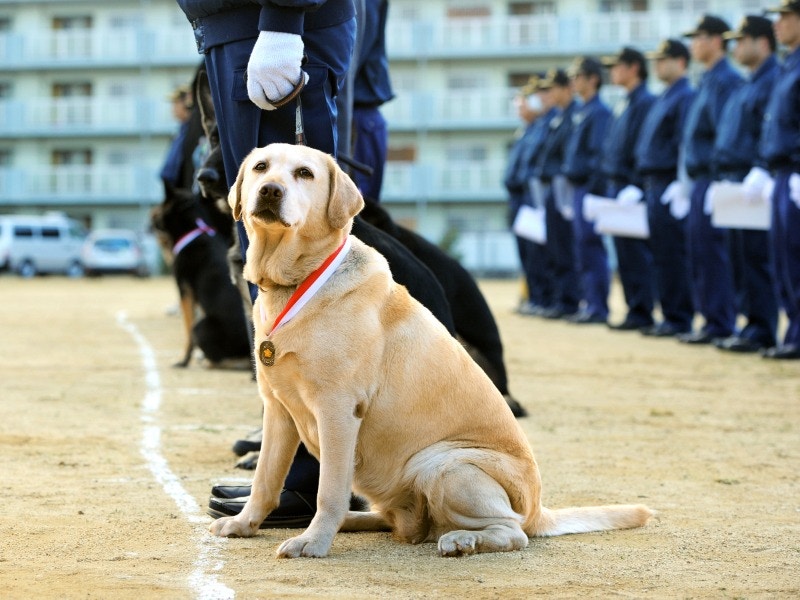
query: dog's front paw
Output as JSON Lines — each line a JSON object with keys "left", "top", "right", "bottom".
{"left": 276, "top": 534, "right": 332, "bottom": 558}
{"left": 438, "top": 531, "right": 478, "bottom": 557}
{"left": 209, "top": 516, "right": 260, "bottom": 538}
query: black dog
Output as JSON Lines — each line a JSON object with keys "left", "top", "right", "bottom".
{"left": 151, "top": 185, "right": 251, "bottom": 368}
{"left": 360, "top": 199, "right": 526, "bottom": 417}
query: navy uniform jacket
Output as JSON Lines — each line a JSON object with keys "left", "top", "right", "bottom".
{"left": 683, "top": 58, "right": 744, "bottom": 179}
{"left": 761, "top": 46, "right": 800, "bottom": 171}
{"left": 517, "top": 108, "right": 558, "bottom": 186}
{"left": 354, "top": 0, "right": 394, "bottom": 107}
{"left": 533, "top": 100, "right": 578, "bottom": 182}
{"left": 504, "top": 121, "right": 539, "bottom": 195}
{"left": 714, "top": 55, "right": 780, "bottom": 175}
{"left": 177, "top": 0, "right": 356, "bottom": 52}
{"left": 563, "top": 95, "right": 611, "bottom": 194}
{"left": 601, "top": 82, "right": 656, "bottom": 188}
{"left": 635, "top": 77, "right": 694, "bottom": 177}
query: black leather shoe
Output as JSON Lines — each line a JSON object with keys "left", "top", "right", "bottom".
{"left": 232, "top": 428, "right": 262, "bottom": 457}
{"left": 677, "top": 331, "right": 722, "bottom": 345}
{"left": 608, "top": 318, "right": 653, "bottom": 331}
{"left": 640, "top": 322, "right": 688, "bottom": 338}
{"left": 567, "top": 311, "right": 607, "bottom": 325}
{"left": 714, "top": 335, "right": 768, "bottom": 353}
{"left": 761, "top": 344, "right": 800, "bottom": 360}
{"left": 208, "top": 489, "right": 317, "bottom": 528}
{"left": 211, "top": 484, "right": 252, "bottom": 499}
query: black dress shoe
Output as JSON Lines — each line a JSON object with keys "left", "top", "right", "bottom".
{"left": 761, "top": 344, "right": 800, "bottom": 360}
{"left": 211, "top": 484, "right": 252, "bottom": 499}
{"left": 677, "top": 330, "right": 723, "bottom": 345}
{"left": 232, "top": 428, "right": 262, "bottom": 457}
{"left": 567, "top": 311, "right": 607, "bottom": 325}
{"left": 714, "top": 335, "right": 768, "bottom": 353}
{"left": 208, "top": 489, "right": 317, "bottom": 528}
{"left": 640, "top": 322, "right": 688, "bottom": 338}
{"left": 608, "top": 318, "right": 653, "bottom": 331}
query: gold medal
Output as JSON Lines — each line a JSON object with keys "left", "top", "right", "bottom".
{"left": 259, "top": 340, "right": 276, "bottom": 367}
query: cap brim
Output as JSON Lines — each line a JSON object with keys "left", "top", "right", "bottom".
{"left": 764, "top": 6, "right": 795, "bottom": 13}
{"left": 722, "top": 31, "right": 744, "bottom": 40}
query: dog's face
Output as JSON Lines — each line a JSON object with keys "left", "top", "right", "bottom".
{"left": 229, "top": 143, "right": 364, "bottom": 235}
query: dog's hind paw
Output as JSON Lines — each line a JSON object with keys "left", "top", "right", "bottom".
{"left": 209, "top": 516, "right": 259, "bottom": 538}
{"left": 276, "top": 534, "right": 332, "bottom": 558}
{"left": 438, "top": 531, "right": 478, "bottom": 557}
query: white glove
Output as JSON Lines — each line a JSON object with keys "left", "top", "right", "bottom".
{"left": 703, "top": 183, "right": 716, "bottom": 215}
{"left": 660, "top": 180, "right": 687, "bottom": 205}
{"left": 742, "top": 167, "right": 772, "bottom": 204}
{"left": 790, "top": 173, "right": 800, "bottom": 209}
{"left": 616, "top": 185, "right": 644, "bottom": 206}
{"left": 247, "top": 31, "right": 308, "bottom": 111}
{"left": 670, "top": 195, "right": 690, "bottom": 219}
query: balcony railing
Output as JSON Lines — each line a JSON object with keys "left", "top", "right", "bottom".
{"left": 0, "top": 165, "right": 163, "bottom": 206}
{"left": 0, "top": 26, "right": 198, "bottom": 69}
{"left": 0, "top": 159, "right": 508, "bottom": 207}
{"left": 388, "top": 11, "right": 701, "bottom": 58}
{"left": 0, "top": 97, "right": 177, "bottom": 136}
{"left": 382, "top": 87, "right": 518, "bottom": 130}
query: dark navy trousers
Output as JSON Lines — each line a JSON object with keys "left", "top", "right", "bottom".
{"left": 572, "top": 185, "right": 609, "bottom": 318}
{"left": 544, "top": 188, "right": 580, "bottom": 313}
{"left": 643, "top": 175, "right": 693, "bottom": 331}
{"left": 770, "top": 170, "right": 800, "bottom": 347}
{"left": 686, "top": 178, "right": 736, "bottom": 337}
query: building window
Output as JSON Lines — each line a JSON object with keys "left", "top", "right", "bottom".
{"left": 665, "top": 0, "right": 708, "bottom": 11}
{"left": 508, "top": 1, "right": 556, "bottom": 15}
{"left": 600, "top": 0, "right": 648, "bottom": 11}
{"left": 447, "top": 3, "right": 491, "bottom": 18}
{"left": 0, "top": 16, "right": 12, "bottom": 31}
{"left": 52, "top": 15, "right": 92, "bottom": 30}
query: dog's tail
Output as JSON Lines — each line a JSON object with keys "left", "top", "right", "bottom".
{"left": 531, "top": 504, "right": 654, "bottom": 537}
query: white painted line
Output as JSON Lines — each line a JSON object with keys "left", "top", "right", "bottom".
{"left": 117, "top": 311, "right": 235, "bottom": 600}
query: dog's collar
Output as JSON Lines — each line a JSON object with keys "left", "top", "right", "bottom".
{"left": 172, "top": 219, "right": 216, "bottom": 255}
{"left": 259, "top": 235, "right": 352, "bottom": 336}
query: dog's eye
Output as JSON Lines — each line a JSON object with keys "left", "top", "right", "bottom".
{"left": 295, "top": 167, "right": 313, "bottom": 179}
{"left": 254, "top": 161, "right": 267, "bottom": 172}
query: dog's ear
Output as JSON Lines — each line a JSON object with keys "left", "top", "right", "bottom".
{"left": 327, "top": 156, "right": 364, "bottom": 230}
{"left": 195, "top": 67, "right": 217, "bottom": 141}
{"left": 228, "top": 159, "right": 246, "bottom": 221}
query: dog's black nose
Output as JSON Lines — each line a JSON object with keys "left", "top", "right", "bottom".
{"left": 259, "top": 182, "right": 284, "bottom": 204}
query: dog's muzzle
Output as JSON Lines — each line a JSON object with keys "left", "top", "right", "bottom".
{"left": 254, "top": 182, "right": 289, "bottom": 226}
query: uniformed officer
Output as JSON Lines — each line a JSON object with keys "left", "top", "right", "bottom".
{"left": 600, "top": 47, "right": 657, "bottom": 331}
{"left": 505, "top": 76, "right": 549, "bottom": 314}
{"left": 635, "top": 40, "right": 696, "bottom": 338}
{"left": 532, "top": 69, "right": 581, "bottom": 319}
{"left": 760, "top": 0, "right": 800, "bottom": 359}
{"left": 563, "top": 57, "right": 612, "bottom": 324}
{"left": 711, "top": 16, "right": 781, "bottom": 353}
{"left": 680, "top": 15, "right": 744, "bottom": 344}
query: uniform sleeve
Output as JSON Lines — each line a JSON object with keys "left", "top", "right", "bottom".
{"left": 257, "top": 0, "right": 329, "bottom": 34}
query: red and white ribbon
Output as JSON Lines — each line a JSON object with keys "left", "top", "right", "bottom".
{"left": 260, "top": 235, "right": 352, "bottom": 335}
{"left": 172, "top": 218, "right": 216, "bottom": 255}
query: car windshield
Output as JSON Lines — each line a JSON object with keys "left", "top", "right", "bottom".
{"left": 95, "top": 238, "right": 132, "bottom": 251}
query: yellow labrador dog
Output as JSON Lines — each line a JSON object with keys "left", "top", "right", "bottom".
{"left": 210, "top": 143, "right": 653, "bottom": 557}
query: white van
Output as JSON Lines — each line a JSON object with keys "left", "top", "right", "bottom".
{"left": 0, "top": 213, "right": 87, "bottom": 277}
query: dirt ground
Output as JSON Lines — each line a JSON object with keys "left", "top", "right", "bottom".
{"left": 1, "top": 274, "right": 798, "bottom": 599}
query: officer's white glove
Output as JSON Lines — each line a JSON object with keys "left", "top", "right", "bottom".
{"left": 616, "top": 184, "right": 644, "bottom": 206}
{"left": 742, "top": 166, "right": 772, "bottom": 204}
{"left": 660, "top": 180, "right": 686, "bottom": 205}
{"left": 790, "top": 173, "right": 800, "bottom": 210}
{"left": 703, "top": 183, "right": 716, "bottom": 215}
{"left": 247, "top": 31, "right": 308, "bottom": 111}
{"left": 670, "top": 195, "right": 690, "bottom": 219}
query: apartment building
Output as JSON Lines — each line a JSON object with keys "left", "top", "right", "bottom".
{"left": 0, "top": 0, "right": 760, "bottom": 272}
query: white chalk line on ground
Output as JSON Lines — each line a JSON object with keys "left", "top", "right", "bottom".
{"left": 117, "top": 311, "right": 235, "bottom": 600}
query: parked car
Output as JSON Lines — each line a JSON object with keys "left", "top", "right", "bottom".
{"left": 0, "top": 213, "right": 86, "bottom": 277}
{"left": 81, "top": 229, "right": 150, "bottom": 277}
